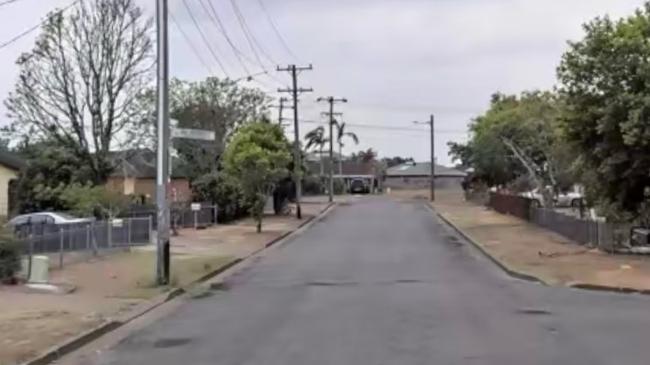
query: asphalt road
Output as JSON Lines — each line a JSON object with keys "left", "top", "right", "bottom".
{"left": 92, "top": 197, "right": 650, "bottom": 365}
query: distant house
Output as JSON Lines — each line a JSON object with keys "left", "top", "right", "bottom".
{"left": 305, "top": 158, "right": 380, "bottom": 191}
{"left": 384, "top": 162, "right": 466, "bottom": 190}
{"left": 0, "top": 151, "right": 25, "bottom": 217}
{"left": 107, "top": 149, "right": 192, "bottom": 203}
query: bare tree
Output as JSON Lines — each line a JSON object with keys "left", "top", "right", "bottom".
{"left": 5, "top": 0, "right": 154, "bottom": 183}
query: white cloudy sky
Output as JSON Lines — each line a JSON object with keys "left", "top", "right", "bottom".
{"left": 0, "top": 0, "right": 643, "bottom": 164}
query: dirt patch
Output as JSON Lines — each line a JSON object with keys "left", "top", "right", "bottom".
{"left": 434, "top": 196, "right": 650, "bottom": 291}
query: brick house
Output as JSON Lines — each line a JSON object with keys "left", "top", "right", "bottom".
{"left": 106, "top": 149, "right": 192, "bottom": 203}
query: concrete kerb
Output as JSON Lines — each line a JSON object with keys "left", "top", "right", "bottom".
{"left": 426, "top": 203, "right": 547, "bottom": 285}
{"left": 568, "top": 283, "right": 650, "bottom": 296}
{"left": 20, "top": 202, "right": 337, "bottom": 365}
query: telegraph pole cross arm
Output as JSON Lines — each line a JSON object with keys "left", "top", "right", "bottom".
{"left": 317, "top": 97, "right": 348, "bottom": 203}
{"left": 277, "top": 64, "right": 313, "bottom": 219}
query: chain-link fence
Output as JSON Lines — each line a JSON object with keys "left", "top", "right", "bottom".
{"left": 18, "top": 217, "right": 152, "bottom": 269}
{"left": 121, "top": 204, "right": 218, "bottom": 230}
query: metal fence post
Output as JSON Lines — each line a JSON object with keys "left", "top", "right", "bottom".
{"left": 107, "top": 219, "right": 112, "bottom": 248}
{"left": 147, "top": 216, "right": 153, "bottom": 244}
{"left": 127, "top": 218, "right": 132, "bottom": 246}
{"left": 27, "top": 236, "right": 34, "bottom": 282}
{"left": 86, "top": 224, "right": 90, "bottom": 251}
{"left": 59, "top": 228, "right": 64, "bottom": 269}
{"left": 91, "top": 222, "right": 98, "bottom": 256}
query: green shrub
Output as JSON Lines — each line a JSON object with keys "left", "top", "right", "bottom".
{"left": 333, "top": 179, "right": 346, "bottom": 195}
{"left": 192, "top": 172, "right": 249, "bottom": 223}
{"left": 303, "top": 175, "right": 323, "bottom": 195}
{"left": 0, "top": 232, "right": 21, "bottom": 281}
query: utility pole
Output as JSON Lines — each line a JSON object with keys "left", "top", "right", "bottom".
{"left": 317, "top": 97, "right": 347, "bottom": 203}
{"left": 155, "top": 0, "right": 170, "bottom": 285}
{"left": 270, "top": 97, "right": 292, "bottom": 125}
{"left": 415, "top": 114, "right": 435, "bottom": 202}
{"left": 278, "top": 64, "right": 313, "bottom": 219}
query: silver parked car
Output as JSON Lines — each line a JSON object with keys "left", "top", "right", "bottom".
{"left": 7, "top": 212, "right": 94, "bottom": 227}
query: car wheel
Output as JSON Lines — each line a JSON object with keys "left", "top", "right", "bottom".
{"left": 571, "top": 199, "right": 582, "bottom": 208}
{"left": 530, "top": 199, "right": 541, "bottom": 208}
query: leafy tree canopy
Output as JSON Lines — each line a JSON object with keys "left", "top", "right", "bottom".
{"left": 170, "top": 78, "right": 270, "bottom": 180}
{"left": 222, "top": 122, "right": 291, "bottom": 232}
{"left": 558, "top": 1, "right": 650, "bottom": 218}
{"left": 449, "top": 91, "right": 574, "bottom": 193}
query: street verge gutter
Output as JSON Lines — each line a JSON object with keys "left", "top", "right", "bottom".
{"left": 430, "top": 203, "right": 650, "bottom": 297}
{"left": 20, "top": 202, "right": 337, "bottom": 365}
{"left": 427, "top": 204, "right": 547, "bottom": 285}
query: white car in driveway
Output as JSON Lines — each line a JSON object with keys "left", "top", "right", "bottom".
{"left": 7, "top": 212, "right": 94, "bottom": 227}
{"left": 554, "top": 191, "right": 584, "bottom": 208}
{"left": 520, "top": 187, "right": 584, "bottom": 208}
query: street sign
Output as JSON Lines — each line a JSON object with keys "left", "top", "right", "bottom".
{"left": 171, "top": 128, "right": 215, "bottom": 141}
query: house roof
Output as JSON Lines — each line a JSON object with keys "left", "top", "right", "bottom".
{"left": 0, "top": 150, "right": 25, "bottom": 171}
{"left": 386, "top": 162, "right": 467, "bottom": 178}
{"left": 109, "top": 149, "right": 189, "bottom": 179}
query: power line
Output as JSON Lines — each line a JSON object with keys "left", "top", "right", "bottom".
{"left": 255, "top": 0, "right": 298, "bottom": 61}
{"left": 181, "top": 0, "right": 229, "bottom": 77}
{"left": 169, "top": 11, "right": 214, "bottom": 75}
{"left": 298, "top": 120, "right": 465, "bottom": 134}
{"left": 203, "top": 0, "right": 287, "bottom": 88}
{"left": 201, "top": 0, "right": 251, "bottom": 76}
{"left": 229, "top": 0, "right": 276, "bottom": 68}
{"left": 0, "top": 0, "right": 80, "bottom": 51}
{"left": 0, "top": 0, "right": 21, "bottom": 8}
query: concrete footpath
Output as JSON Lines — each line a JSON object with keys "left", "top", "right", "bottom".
{"left": 0, "top": 199, "right": 332, "bottom": 365}
{"left": 432, "top": 191, "right": 650, "bottom": 293}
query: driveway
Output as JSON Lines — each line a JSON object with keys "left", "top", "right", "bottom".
{"left": 84, "top": 196, "right": 650, "bottom": 365}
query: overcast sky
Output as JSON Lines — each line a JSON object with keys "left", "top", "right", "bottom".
{"left": 0, "top": 0, "right": 643, "bottom": 165}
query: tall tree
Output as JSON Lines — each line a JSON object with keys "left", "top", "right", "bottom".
{"left": 333, "top": 121, "right": 359, "bottom": 174}
{"left": 222, "top": 122, "right": 291, "bottom": 233}
{"left": 558, "top": 2, "right": 650, "bottom": 220}
{"left": 304, "top": 126, "right": 329, "bottom": 177}
{"left": 169, "top": 78, "right": 270, "bottom": 180}
{"left": 449, "top": 91, "right": 574, "bottom": 203}
{"left": 5, "top": 0, "right": 153, "bottom": 184}
{"left": 353, "top": 148, "right": 377, "bottom": 163}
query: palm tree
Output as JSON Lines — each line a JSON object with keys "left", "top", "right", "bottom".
{"left": 333, "top": 120, "right": 359, "bottom": 175}
{"left": 304, "top": 126, "right": 329, "bottom": 177}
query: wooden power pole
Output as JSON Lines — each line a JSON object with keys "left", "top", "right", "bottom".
{"left": 277, "top": 64, "right": 313, "bottom": 219}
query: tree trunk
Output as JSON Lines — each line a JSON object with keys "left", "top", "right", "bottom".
{"left": 256, "top": 219, "right": 262, "bottom": 233}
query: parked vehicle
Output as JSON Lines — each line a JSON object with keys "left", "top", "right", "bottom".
{"left": 350, "top": 178, "right": 370, "bottom": 194}
{"left": 7, "top": 212, "right": 94, "bottom": 227}
{"left": 520, "top": 189, "right": 544, "bottom": 207}
{"left": 520, "top": 187, "right": 584, "bottom": 208}
{"left": 555, "top": 191, "right": 584, "bottom": 208}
